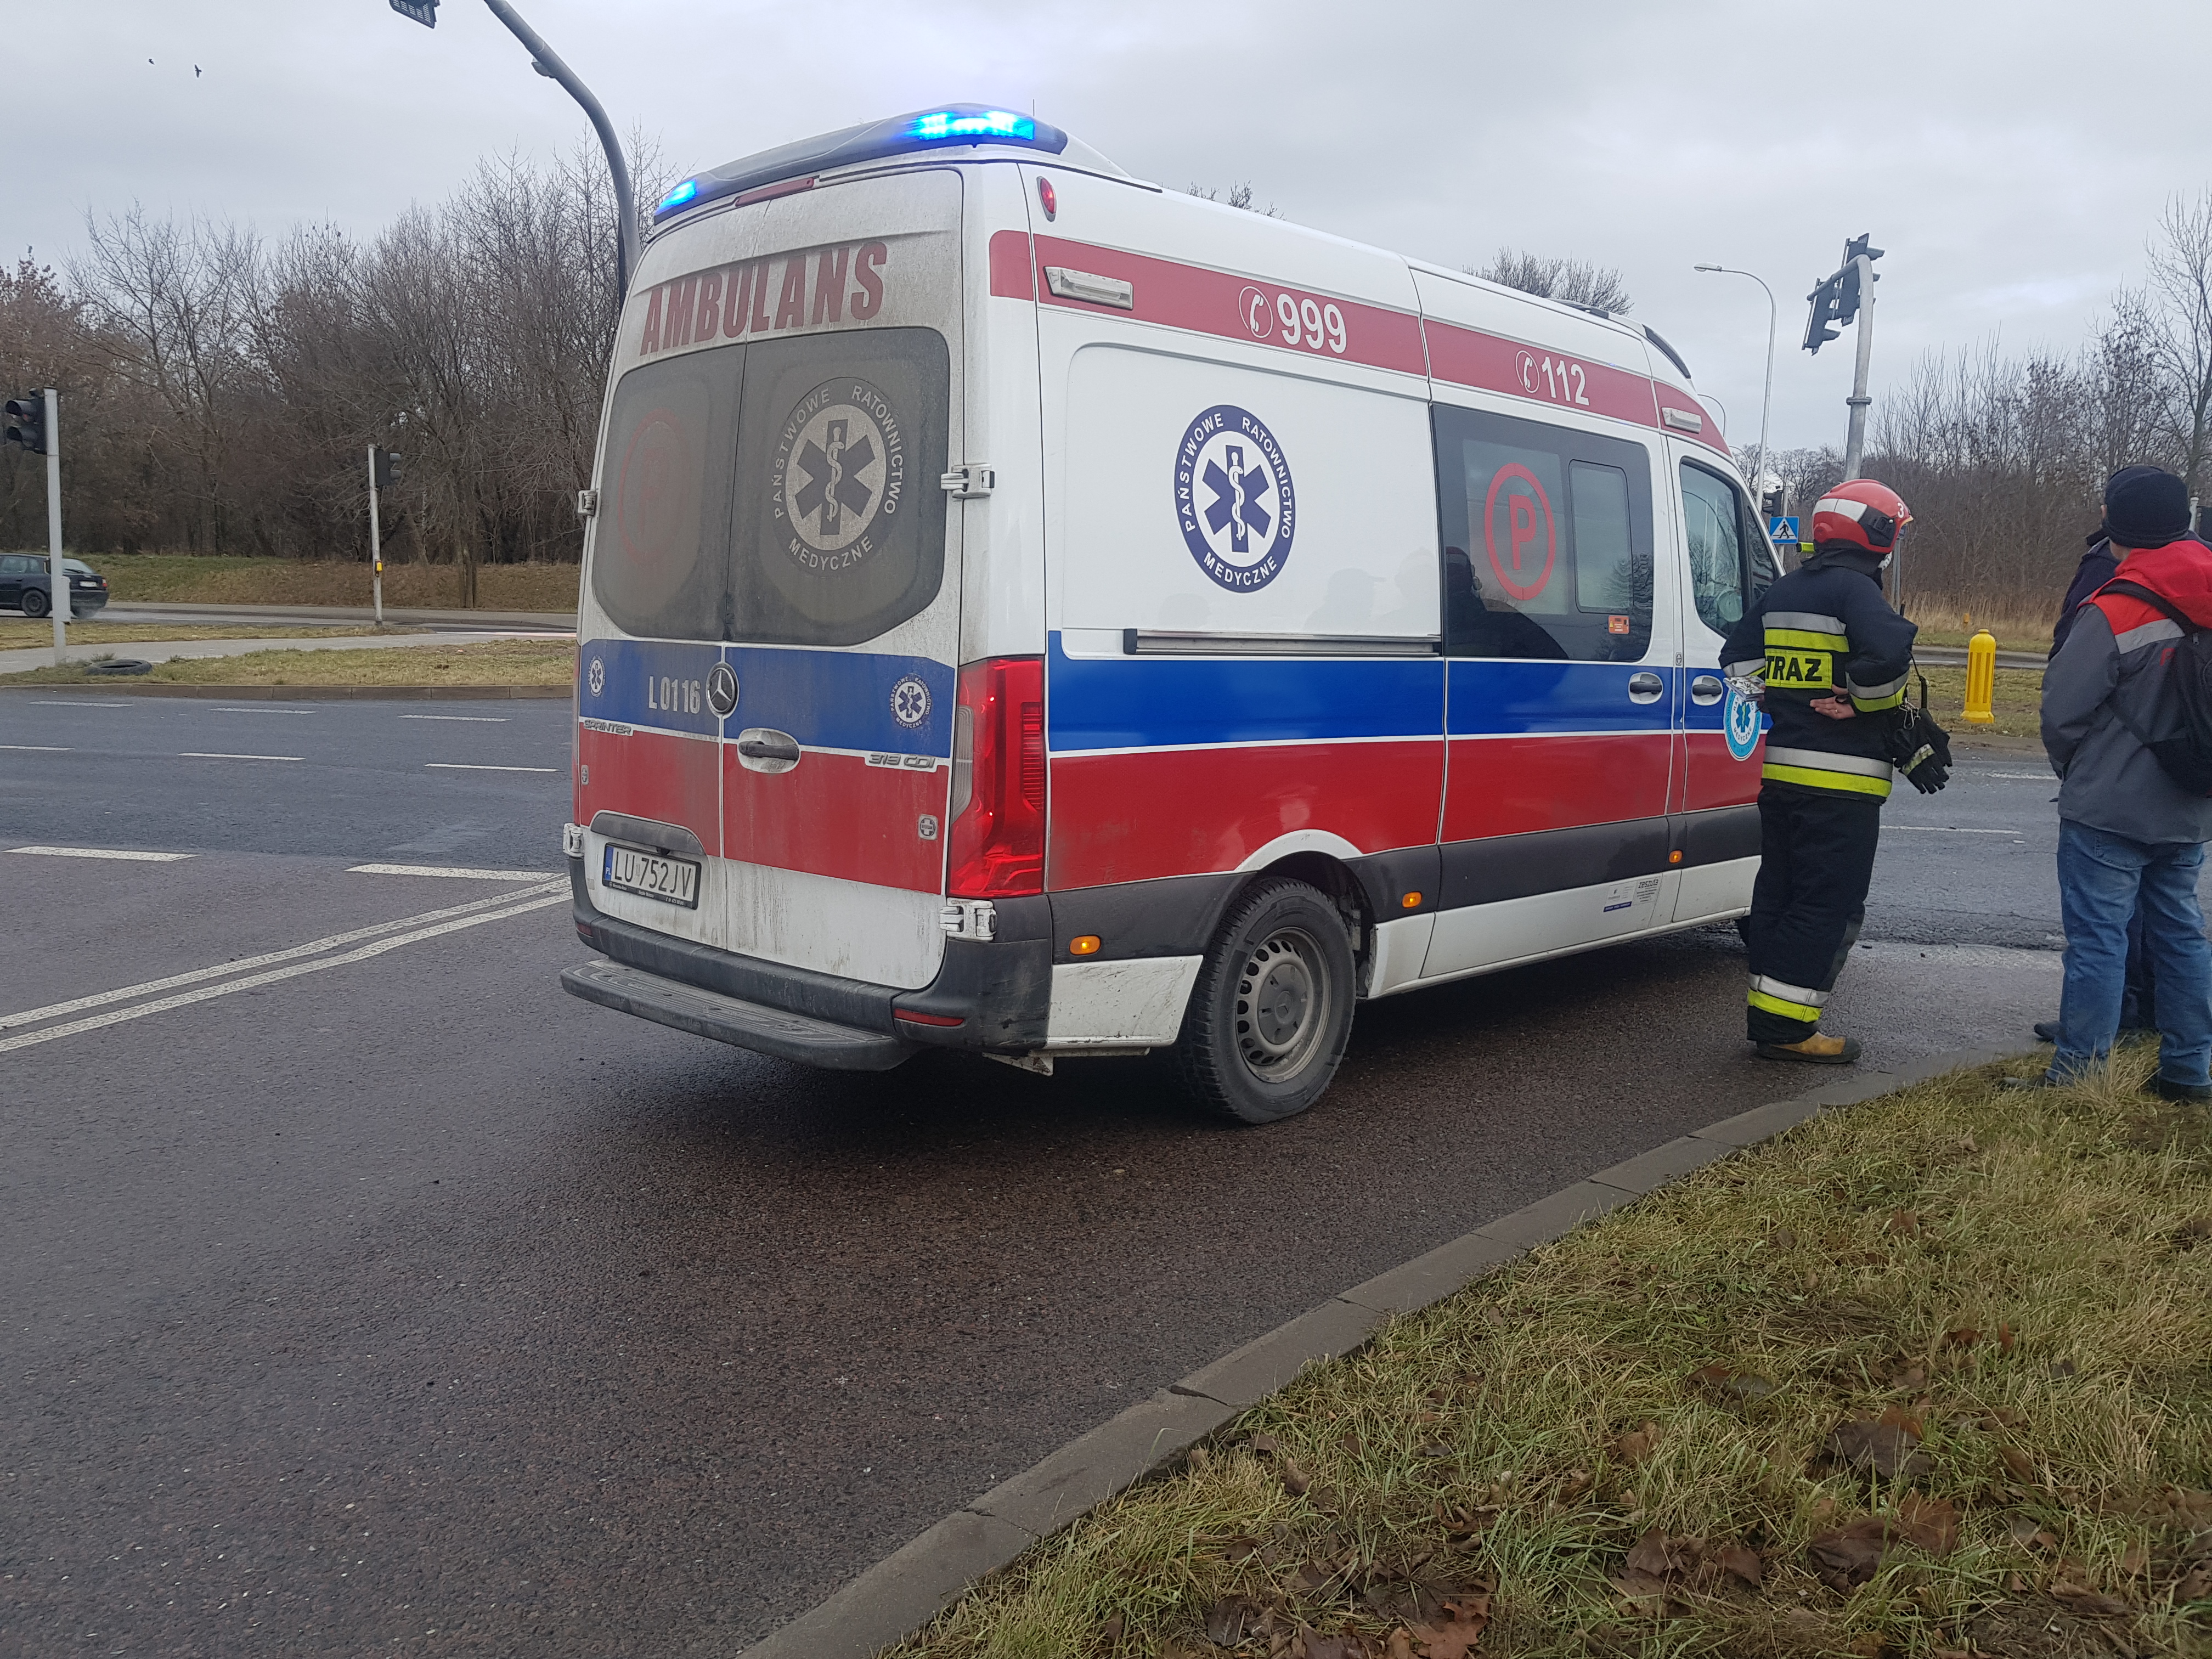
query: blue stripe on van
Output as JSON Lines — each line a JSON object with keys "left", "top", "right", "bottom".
{"left": 579, "top": 637, "right": 953, "bottom": 756}
{"left": 1046, "top": 634, "right": 1676, "bottom": 752}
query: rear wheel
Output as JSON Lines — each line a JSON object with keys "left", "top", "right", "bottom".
{"left": 21, "top": 588, "right": 47, "bottom": 619}
{"left": 1175, "top": 878, "right": 1356, "bottom": 1124}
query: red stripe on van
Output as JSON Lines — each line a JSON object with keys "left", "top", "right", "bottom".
{"left": 988, "top": 229, "right": 1035, "bottom": 300}
{"left": 722, "top": 748, "right": 946, "bottom": 893}
{"left": 1441, "top": 733, "right": 1672, "bottom": 842}
{"left": 578, "top": 726, "right": 721, "bottom": 857}
{"left": 1025, "top": 234, "right": 1427, "bottom": 377}
{"left": 1423, "top": 321, "right": 1661, "bottom": 430}
{"left": 1047, "top": 741, "right": 1442, "bottom": 889}
{"left": 1681, "top": 731, "right": 1764, "bottom": 812}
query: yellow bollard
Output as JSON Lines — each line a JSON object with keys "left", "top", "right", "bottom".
{"left": 1963, "top": 628, "right": 1997, "bottom": 724}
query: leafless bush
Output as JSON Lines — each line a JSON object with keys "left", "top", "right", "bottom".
{"left": 1476, "top": 249, "right": 1633, "bottom": 314}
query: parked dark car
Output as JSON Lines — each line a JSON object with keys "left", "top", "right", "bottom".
{"left": 0, "top": 554, "right": 108, "bottom": 618}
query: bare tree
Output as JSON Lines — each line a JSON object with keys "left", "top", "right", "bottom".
{"left": 1475, "top": 248, "right": 1633, "bottom": 314}
{"left": 2145, "top": 190, "right": 2212, "bottom": 493}
{"left": 1186, "top": 182, "right": 1282, "bottom": 218}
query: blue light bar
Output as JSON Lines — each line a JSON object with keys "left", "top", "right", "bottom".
{"left": 907, "top": 109, "right": 1034, "bottom": 143}
{"left": 654, "top": 105, "right": 1071, "bottom": 224}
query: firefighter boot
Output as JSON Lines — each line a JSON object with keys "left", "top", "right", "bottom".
{"left": 1754, "top": 1032, "right": 1863, "bottom": 1065}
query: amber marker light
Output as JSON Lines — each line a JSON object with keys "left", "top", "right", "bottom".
{"left": 1669, "top": 850, "right": 1684, "bottom": 864}
{"left": 1069, "top": 934, "right": 1102, "bottom": 956}
{"left": 1401, "top": 891, "right": 1423, "bottom": 908}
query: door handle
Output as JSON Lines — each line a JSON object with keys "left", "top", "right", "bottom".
{"left": 735, "top": 727, "right": 801, "bottom": 773}
{"left": 1690, "top": 674, "right": 1725, "bottom": 704}
{"left": 1628, "top": 671, "right": 1664, "bottom": 704}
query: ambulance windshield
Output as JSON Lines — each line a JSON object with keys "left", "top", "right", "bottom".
{"left": 591, "top": 326, "right": 950, "bottom": 647}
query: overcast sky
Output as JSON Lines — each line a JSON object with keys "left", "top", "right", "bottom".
{"left": 12, "top": 0, "right": 2211, "bottom": 459}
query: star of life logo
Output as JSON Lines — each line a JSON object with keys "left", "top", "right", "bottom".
{"left": 588, "top": 656, "right": 605, "bottom": 697}
{"left": 1724, "top": 682, "right": 1762, "bottom": 761}
{"left": 772, "top": 378, "right": 905, "bottom": 570}
{"left": 890, "top": 675, "right": 930, "bottom": 729}
{"left": 1174, "top": 404, "right": 1296, "bottom": 592}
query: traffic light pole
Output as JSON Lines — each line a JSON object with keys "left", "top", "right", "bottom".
{"left": 366, "top": 445, "right": 385, "bottom": 627}
{"left": 44, "top": 388, "right": 64, "bottom": 664}
{"left": 1840, "top": 253, "right": 1877, "bottom": 482}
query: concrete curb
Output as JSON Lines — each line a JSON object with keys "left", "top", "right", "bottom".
{"left": 96, "top": 600, "right": 577, "bottom": 630}
{"left": 738, "top": 1044, "right": 2018, "bottom": 1659}
{"left": 0, "top": 682, "right": 568, "bottom": 701}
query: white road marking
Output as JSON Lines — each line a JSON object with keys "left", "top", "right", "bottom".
{"left": 32, "top": 700, "right": 132, "bottom": 708}
{"left": 399, "top": 714, "right": 508, "bottom": 723}
{"left": 1985, "top": 771, "right": 2055, "bottom": 780}
{"left": 1887, "top": 825, "right": 2025, "bottom": 835}
{"left": 10, "top": 845, "right": 196, "bottom": 862}
{"left": 0, "top": 881, "right": 562, "bottom": 1033}
{"left": 178, "top": 752, "right": 303, "bottom": 762}
{"left": 347, "top": 862, "right": 550, "bottom": 881}
{"left": 0, "top": 743, "right": 69, "bottom": 752}
{"left": 425, "top": 762, "right": 558, "bottom": 773}
{"left": 0, "top": 890, "right": 566, "bottom": 1055}
{"left": 215, "top": 707, "right": 316, "bottom": 715}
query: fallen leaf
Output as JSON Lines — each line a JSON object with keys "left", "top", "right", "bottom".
{"left": 1944, "top": 1326, "right": 1982, "bottom": 1348}
{"left": 1302, "top": 1635, "right": 1357, "bottom": 1659}
{"left": 1999, "top": 1446, "right": 2037, "bottom": 1482}
{"left": 1826, "top": 1409, "right": 1932, "bottom": 1479}
{"left": 1625, "top": 1528, "right": 1700, "bottom": 1578}
{"left": 1281, "top": 1458, "right": 1312, "bottom": 1497}
{"left": 1808, "top": 1517, "right": 1892, "bottom": 1589}
{"left": 1615, "top": 1420, "right": 1662, "bottom": 1464}
{"left": 1186, "top": 1444, "right": 1211, "bottom": 1471}
{"left": 1888, "top": 1209, "right": 1921, "bottom": 1236}
{"left": 1687, "top": 1362, "right": 1777, "bottom": 1401}
{"left": 2119, "top": 1542, "right": 2148, "bottom": 1578}
{"left": 1386, "top": 1632, "right": 1416, "bottom": 1659}
{"left": 2174, "top": 1217, "right": 2211, "bottom": 1251}
{"left": 2049, "top": 1358, "right": 2078, "bottom": 1378}
{"left": 1205, "top": 1595, "right": 1260, "bottom": 1645}
{"left": 1250, "top": 1432, "right": 1281, "bottom": 1457}
{"left": 1410, "top": 1594, "right": 1491, "bottom": 1659}
{"left": 1713, "top": 1543, "right": 1763, "bottom": 1587}
{"left": 1770, "top": 1227, "right": 1799, "bottom": 1250}
{"left": 2174, "top": 1562, "right": 2212, "bottom": 1601}
{"left": 1895, "top": 1493, "right": 1959, "bottom": 1556}
{"left": 1101, "top": 1610, "right": 1125, "bottom": 1643}
{"left": 2049, "top": 1579, "right": 2133, "bottom": 1617}
{"left": 1551, "top": 1470, "right": 1593, "bottom": 1506}
{"left": 1997, "top": 1322, "right": 2016, "bottom": 1354}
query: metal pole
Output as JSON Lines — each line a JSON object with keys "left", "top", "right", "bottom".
{"left": 367, "top": 445, "right": 385, "bottom": 627}
{"left": 1693, "top": 266, "right": 1777, "bottom": 507}
{"left": 479, "top": 0, "right": 638, "bottom": 296}
{"left": 44, "top": 388, "right": 63, "bottom": 666}
{"left": 1841, "top": 253, "right": 1876, "bottom": 481}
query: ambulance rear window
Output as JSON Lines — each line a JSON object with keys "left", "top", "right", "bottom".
{"left": 1434, "top": 406, "right": 1655, "bottom": 663}
{"left": 591, "top": 328, "right": 950, "bottom": 647}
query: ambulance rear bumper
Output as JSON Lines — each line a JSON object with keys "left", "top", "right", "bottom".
{"left": 562, "top": 854, "right": 1053, "bottom": 1063}
{"left": 560, "top": 958, "right": 917, "bottom": 1071}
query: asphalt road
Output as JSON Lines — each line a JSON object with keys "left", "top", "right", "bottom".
{"left": 0, "top": 703, "right": 2087, "bottom": 1655}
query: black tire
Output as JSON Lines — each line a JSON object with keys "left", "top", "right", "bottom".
{"left": 1175, "top": 878, "right": 1356, "bottom": 1124}
{"left": 21, "top": 588, "right": 47, "bottom": 619}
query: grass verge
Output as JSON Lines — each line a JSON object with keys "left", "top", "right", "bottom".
{"left": 0, "top": 620, "right": 398, "bottom": 647}
{"left": 1914, "top": 665, "right": 2044, "bottom": 744}
{"left": 0, "top": 637, "right": 575, "bottom": 689}
{"left": 892, "top": 1053, "right": 2211, "bottom": 1659}
{"left": 49, "top": 553, "right": 581, "bottom": 613}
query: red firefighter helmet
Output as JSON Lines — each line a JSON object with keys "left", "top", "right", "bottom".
{"left": 1811, "top": 478, "right": 1912, "bottom": 555}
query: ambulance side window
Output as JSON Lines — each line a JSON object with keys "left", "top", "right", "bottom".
{"left": 1680, "top": 460, "right": 1754, "bottom": 634}
{"left": 1434, "top": 405, "right": 1654, "bottom": 663}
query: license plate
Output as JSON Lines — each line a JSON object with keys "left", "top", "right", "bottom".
{"left": 602, "top": 843, "right": 699, "bottom": 909}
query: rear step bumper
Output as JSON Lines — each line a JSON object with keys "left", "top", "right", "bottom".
{"left": 560, "top": 960, "right": 916, "bottom": 1071}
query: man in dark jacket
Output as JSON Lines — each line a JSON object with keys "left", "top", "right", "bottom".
{"left": 1721, "top": 478, "right": 1920, "bottom": 1064}
{"left": 2019, "top": 466, "right": 2212, "bottom": 1100}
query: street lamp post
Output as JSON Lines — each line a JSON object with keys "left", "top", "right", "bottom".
{"left": 390, "top": 0, "right": 639, "bottom": 296}
{"left": 1694, "top": 264, "right": 1776, "bottom": 510}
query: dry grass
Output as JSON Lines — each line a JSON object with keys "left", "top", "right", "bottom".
{"left": 71, "top": 554, "right": 581, "bottom": 613}
{"left": 893, "top": 1055, "right": 2212, "bottom": 1659}
{"left": 1905, "top": 596, "right": 2057, "bottom": 653}
{"left": 0, "top": 620, "right": 398, "bottom": 647}
{"left": 0, "top": 637, "right": 575, "bottom": 689}
{"left": 1916, "top": 665, "right": 2045, "bottom": 743}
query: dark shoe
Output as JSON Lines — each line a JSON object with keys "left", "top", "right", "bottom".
{"left": 2033, "top": 1020, "right": 2061, "bottom": 1043}
{"left": 2147, "top": 1075, "right": 2212, "bottom": 1104}
{"left": 1754, "top": 1032, "right": 1861, "bottom": 1065}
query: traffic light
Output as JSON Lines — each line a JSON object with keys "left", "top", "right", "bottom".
{"left": 3, "top": 394, "right": 47, "bottom": 456}
{"left": 371, "top": 448, "right": 402, "bottom": 489}
{"left": 389, "top": 0, "right": 438, "bottom": 24}
{"left": 1803, "top": 272, "right": 1847, "bottom": 354}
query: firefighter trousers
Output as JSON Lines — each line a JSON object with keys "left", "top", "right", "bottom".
{"left": 1743, "top": 783, "right": 1883, "bottom": 1044}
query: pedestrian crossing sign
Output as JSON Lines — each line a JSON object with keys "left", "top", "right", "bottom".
{"left": 1768, "top": 516, "right": 1799, "bottom": 544}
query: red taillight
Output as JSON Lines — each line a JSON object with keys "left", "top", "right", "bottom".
{"left": 946, "top": 655, "right": 1045, "bottom": 898}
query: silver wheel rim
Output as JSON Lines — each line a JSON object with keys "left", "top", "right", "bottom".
{"left": 1233, "top": 924, "right": 1332, "bottom": 1084}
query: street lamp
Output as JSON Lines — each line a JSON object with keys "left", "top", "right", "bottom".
{"left": 1694, "top": 264, "right": 1776, "bottom": 509}
{"left": 389, "top": 0, "right": 640, "bottom": 296}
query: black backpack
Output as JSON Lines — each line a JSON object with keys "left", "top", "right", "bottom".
{"left": 2099, "top": 578, "right": 2212, "bottom": 795}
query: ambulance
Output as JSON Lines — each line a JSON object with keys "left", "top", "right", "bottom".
{"left": 558, "top": 104, "right": 1775, "bottom": 1123}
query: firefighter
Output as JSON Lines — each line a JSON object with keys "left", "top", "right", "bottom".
{"left": 1720, "top": 479, "right": 1921, "bottom": 1063}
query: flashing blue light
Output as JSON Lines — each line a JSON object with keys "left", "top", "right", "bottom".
{"left": 657, "top": 179, "right": 699, "bottom": 213}
{"left": 907, "top": 109, "right": 1035, "bottom": 143}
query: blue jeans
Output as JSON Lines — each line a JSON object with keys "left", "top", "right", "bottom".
{"left": 2053, "top": 820, "right": 2212, "bottom": 1084}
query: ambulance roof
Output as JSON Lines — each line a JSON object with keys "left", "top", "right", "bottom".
{"left": 654, "top": 104, "right": 1128, "bottom": 225}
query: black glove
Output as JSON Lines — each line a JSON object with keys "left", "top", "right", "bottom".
{"left": 1886, "top": 702, "right": 1952, "bottom": 794}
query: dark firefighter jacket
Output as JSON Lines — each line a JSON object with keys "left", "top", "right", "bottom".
{"left": 1720, "top": 549, "right": 1919, "bottom": 800}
